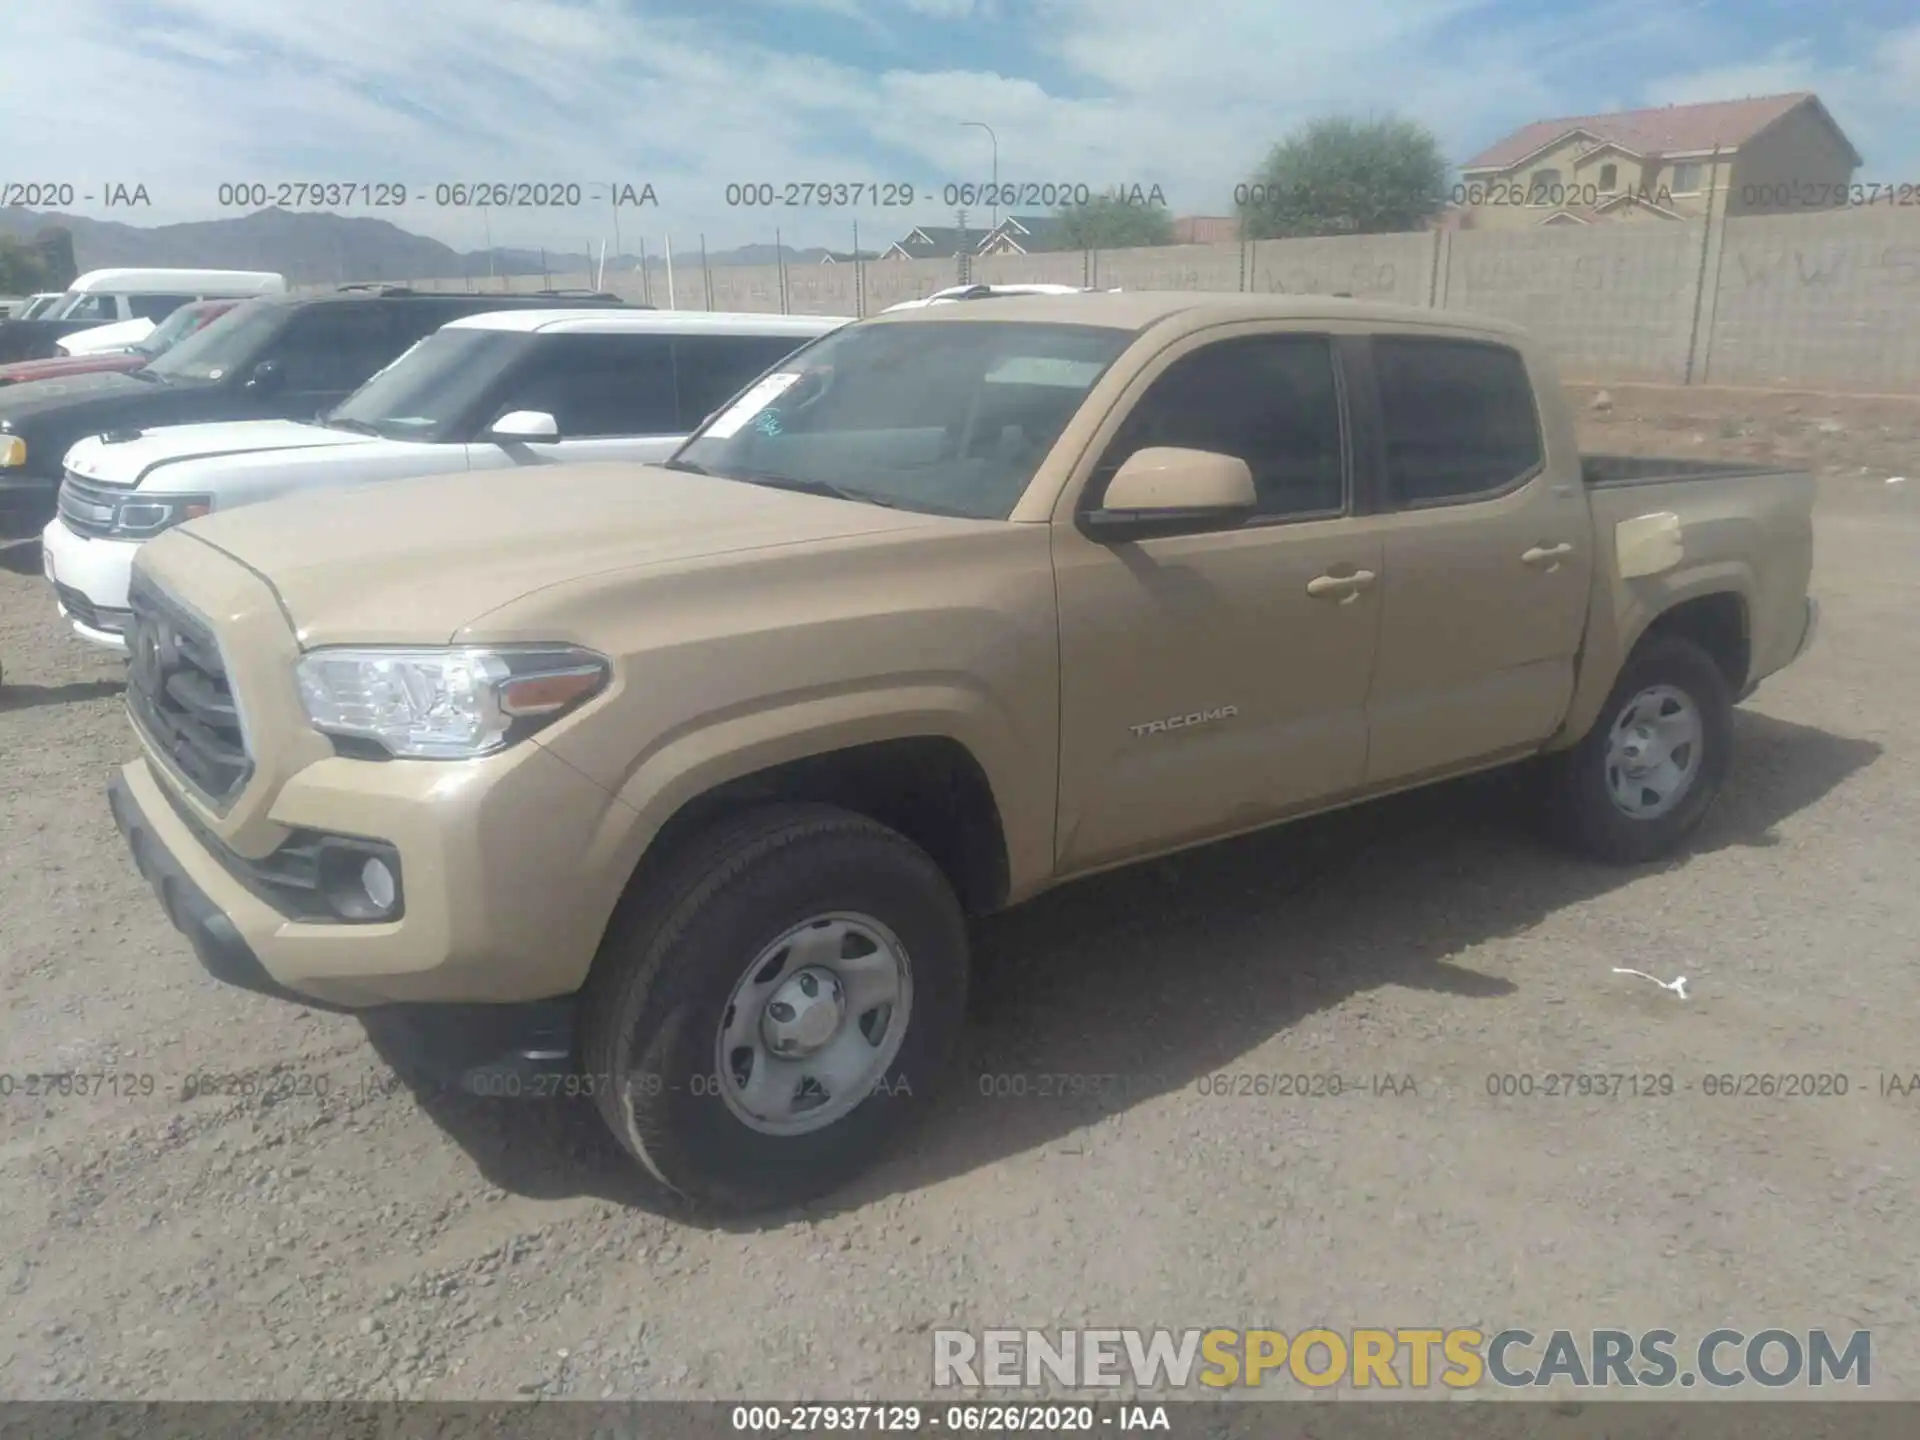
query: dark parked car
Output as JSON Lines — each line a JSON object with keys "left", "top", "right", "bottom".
{"left": 0, "top": 286, "right": 634, "bottom": 536}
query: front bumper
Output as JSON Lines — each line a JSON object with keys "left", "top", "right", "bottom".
{"left": 108, "top": 765, "right": 580, "bottom": 1087}
{"left": 41, "top": 517, "right": 135, "bottom": 649}
{"left": 109, "top": 714, "right": 623, "bottom": 1008}
{"left": 108, "top": 768, "right": 310, "bottom": 1006}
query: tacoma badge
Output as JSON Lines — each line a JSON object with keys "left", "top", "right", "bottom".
{"left": 1130, "top": 705, "right": 1237, "bottom": 738}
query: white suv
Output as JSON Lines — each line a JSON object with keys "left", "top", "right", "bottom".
{"left": 42, "top": 308, "right": 847, "bottom": 648}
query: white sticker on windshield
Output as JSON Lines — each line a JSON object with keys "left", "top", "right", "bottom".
{"left": 703, "top": 371, "right": 805, "bottom": 439}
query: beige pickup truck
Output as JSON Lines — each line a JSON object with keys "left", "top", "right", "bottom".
{"left": 105, "top": 293, "right": 1817, "bottom": 1211}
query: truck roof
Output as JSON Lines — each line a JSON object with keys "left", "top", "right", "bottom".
{"left": 866, "top": 289, "right": 1528, "bottom": 337}
{"left": 443, "top": 309, "right": 850, "bottom": 336}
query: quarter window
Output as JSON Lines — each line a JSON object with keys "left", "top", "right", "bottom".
{"left": 1371, "top": 338, "right": 1543, "bottom": 506}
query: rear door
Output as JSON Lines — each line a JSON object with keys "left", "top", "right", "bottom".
{"left": 1357, "top": 334, "right": 1594, "bottom": 784}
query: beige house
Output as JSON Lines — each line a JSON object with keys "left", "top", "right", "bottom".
{"left": 1454, "top": 92, "right": 1861, "bottom": 229}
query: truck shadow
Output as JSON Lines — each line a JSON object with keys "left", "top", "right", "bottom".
{"left": 363, "top": 708, "right": 1878, "bottom": 1223}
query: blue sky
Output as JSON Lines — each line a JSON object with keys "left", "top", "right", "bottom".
{"left": 6, "top": 0, "right": 1918, "bottom": 253}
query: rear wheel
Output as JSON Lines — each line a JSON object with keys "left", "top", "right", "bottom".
{"left": 1542, "top": 634, "right": 1733, "bottom": 864}
{"left": 582, "top": 804, "right": 969, "bottom": 1212}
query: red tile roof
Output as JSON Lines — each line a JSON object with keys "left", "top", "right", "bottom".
{"left": 1461, "top": 93, "right": 1854, "bottom": 171}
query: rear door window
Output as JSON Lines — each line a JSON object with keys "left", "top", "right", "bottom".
{"left": 492, "top": 333, "right": 679, "bottom": 436}
{"left": 266, "top": 304, "right": 399, "bottom": 395}
{"left": 1371, "top": 339, "right": 1544, "bottom": 506}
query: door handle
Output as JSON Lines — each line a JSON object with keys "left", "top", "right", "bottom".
{"left": 1306, "top": 569, "right": 1376, "bottom": 603}
{"left": 1522, "top": 542, "right": 1574, "bottom": 568}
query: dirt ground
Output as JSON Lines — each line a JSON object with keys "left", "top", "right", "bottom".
{"left": 0, "top": 383, "right": 1915, "bottom": 1402}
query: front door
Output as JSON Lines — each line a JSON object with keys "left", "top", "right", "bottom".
{"left": 1052, "top": 329, "right": 1384, "bottom": 873}
{"left": 1360, "top": 335, "right": 1595, "bottom": 784}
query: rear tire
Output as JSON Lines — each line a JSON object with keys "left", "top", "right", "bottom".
{"left": 582, "top": 803, "right": 969, "bottom": 1213}
{"left": 1542, "top": 634, "right": 1733, "bottom": 864}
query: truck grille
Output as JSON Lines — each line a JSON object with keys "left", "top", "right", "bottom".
{"left": 125, "top": 576, "right": 253, "bottom": 811}
{"left": 57, "top": 470, "right": 127, "bottom": 539}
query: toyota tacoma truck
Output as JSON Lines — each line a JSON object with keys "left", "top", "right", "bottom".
{"left": 103, "top": 293, "right": 1818, "bottom": 1212}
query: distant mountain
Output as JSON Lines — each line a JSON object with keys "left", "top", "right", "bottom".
{"left": 0, "top": 207, "right": 883, "bottom": 283}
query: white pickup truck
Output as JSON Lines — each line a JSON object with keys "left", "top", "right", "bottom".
{"left": 42, "top": 308, "right": 845, "bottom": 647}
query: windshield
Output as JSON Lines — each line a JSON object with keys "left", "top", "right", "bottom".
{"left": 142, "top": 298, "right": 285, "bottom": 382}
{"left": 132, "top": 303, "right": 220, "bottom": 357}
{"left": 20, "top": 295, "right": 60, "bottom": 319}
{"left": 672, "top": 320, "right": 1132, "bottom": 519}
{"left": 324, "top": 327, "right": 532, "bottom": 441}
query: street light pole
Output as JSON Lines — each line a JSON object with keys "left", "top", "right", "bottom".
{"left": 961, "top": 120, "right": 998, "bottom": 233}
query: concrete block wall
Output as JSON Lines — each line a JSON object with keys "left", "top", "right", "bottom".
{"left": 319, "top": 206, "right": 1920, "bottom": 390}
{"left": 1437, "top": 225, "right": 1703, "bottom": 382}
{"left": 1250, "top": 233, "right": 1433, "bottom": 305}
{"left": 1702, "top": 209, "right": 1920, "bottom": 389}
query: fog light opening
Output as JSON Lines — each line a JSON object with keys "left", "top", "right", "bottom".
{"left": 315, "top": 840, "right": 403, "bottom": 922}
{"left": 361, "top": 856, "right": 397, "bottom": 914}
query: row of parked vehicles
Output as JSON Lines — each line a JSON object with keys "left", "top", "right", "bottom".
{"left": 2, "top": 270, "right": 1819, "bottom": 1214}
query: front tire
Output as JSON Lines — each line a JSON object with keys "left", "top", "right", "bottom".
{"left": 582, "top": 803, "right": 969, "bottom": 1213}
{"left": 1542, "top": 634, "right": 1733, "bottom": 864}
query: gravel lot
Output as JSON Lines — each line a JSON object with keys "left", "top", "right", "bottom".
{"left": 1, "top": 383, "right": 1915, "bottom": 1402}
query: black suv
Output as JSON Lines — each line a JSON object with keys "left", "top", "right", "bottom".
{"left": 0, "top": 286, "right": 637, "bottom": 537}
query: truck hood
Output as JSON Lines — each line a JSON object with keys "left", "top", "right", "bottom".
{"left": 0, "top": 352, "right": 146, "bottom": 386}
{"left": 65, "top": 419, "right": 371, "bottom": 486}
{"left": 0, "top": 368, "right": 153, "bottom": 417}
{"left": 174, "top": 461, "right": 957, "bottom": 645}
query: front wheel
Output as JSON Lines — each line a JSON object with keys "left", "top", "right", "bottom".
{"left": 582, "top": 804, "right": 969, "bottom": 1212}
{"left": 1541, "top": 634, "right": 1733, "bottom": 864}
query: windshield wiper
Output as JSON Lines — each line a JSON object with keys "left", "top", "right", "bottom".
{"left": 321, "top": 416, "right": 383, "bottom": 435}
{"left": 737, "top": 471, "right": 904, "bottom": 508}
{"left": 659, "top": 457, "right": 709, "bottom": 475}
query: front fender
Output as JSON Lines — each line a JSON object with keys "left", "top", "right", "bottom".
{"left": 550, "top": 679, "right": 1054, "bottom": 969}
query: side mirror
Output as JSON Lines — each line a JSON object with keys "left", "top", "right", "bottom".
{"left": 1077, "top": 446, "right": 1257, "bottom": 541}
{"left": 490, "top": 409, "right": 561, "bottom": 442}
{"left": 244, "top": 360, "right": 283, "bottom": 394}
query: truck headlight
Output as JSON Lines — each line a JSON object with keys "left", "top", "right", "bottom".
{"left": 0, "top": 435, "right": 25, "bottom": 467}
{"left": 114, "top": 494, "right": 213, "bottom": 536}
{"left": 294, "top": 646, "right": 609, "bottom": 759}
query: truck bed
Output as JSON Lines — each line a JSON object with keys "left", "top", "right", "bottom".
{"left": 1582, "top": 453, "right": 1800, "bottom": 488}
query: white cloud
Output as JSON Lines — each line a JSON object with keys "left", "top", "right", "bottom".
{"left": 3, "top": 0, "right": 1915, "bottom": 256}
